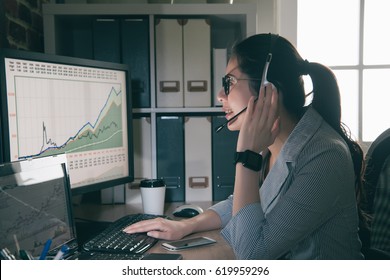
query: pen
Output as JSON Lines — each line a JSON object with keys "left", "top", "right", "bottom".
{"left": 39, "top": 239, "right": 52, "bottom": 260}
{"left": 19, "top": 249, "right": 34, "bottom": 260}
{"left": 53, "top": 244, "right": 69, "bottom": 260}
{"left": 13, "top": 234, "right": 20, "bottom": 253}
{"left": 1, "top": 248, "right": 16, "bottom": 260}
{"left": 13, "top": 234, "right": 30, "bottom": 260}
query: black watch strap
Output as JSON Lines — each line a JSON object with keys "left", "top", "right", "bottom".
{"left": 234, "top": 150, "right": 263, "bottom": 172}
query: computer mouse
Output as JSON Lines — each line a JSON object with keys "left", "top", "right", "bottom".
{"left": 172, "top": 204, "right": 204, "bottom": 218}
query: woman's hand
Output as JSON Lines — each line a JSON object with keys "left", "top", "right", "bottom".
{"left": 236, "top": 83, "right": 280, "bottom": 153}
{"left": 232, "top": 84, "right": 280, "bottom": 214}
{"left": 122, "top": 217, "right": 191, "bottom": 240}
{"left": 122, "top": 210, "right": 222, "bottom": 240}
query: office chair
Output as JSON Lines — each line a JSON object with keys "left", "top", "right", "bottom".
{"left": 362, "top": 128, "right": 390, "bottom": 259}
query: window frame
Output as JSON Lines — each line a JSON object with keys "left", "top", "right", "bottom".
{"left": 277, "top": 0, "right": 390, "bottom": 149}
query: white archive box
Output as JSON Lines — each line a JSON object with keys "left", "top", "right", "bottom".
{"left": 212, "top": 48, "right": 227, "bottom": 106}
{"left": 183, "top": 19, "right": 211, "bottom": 107}
{"left": 156, "top": 18, "right": 211, "bottom": 108}
{"left": 126, "top": 117, "right": 153, "bottom": 205}
{"left": 184, "top": 116, "right": 212, "bottom": 202}
{"left": 156, "top": 19, "right": 184, "bottom": 107}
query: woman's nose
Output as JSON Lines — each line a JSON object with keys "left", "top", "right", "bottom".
{"left": 217, "top": 88, "right": 226, "bottom": 104}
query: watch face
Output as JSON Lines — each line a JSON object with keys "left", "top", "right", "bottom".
{"left": 236, "top": 150, "right": 262, "bottom": 171}
{"left": 243, "top": 151, "right": 261, "bottom": 170}
{"left": 245, "top": 151, "right": 259, "bottom": 164}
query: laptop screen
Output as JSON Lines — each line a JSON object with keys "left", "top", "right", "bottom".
{"left": 0, "top": 155, "right": 77, "bottom": 258}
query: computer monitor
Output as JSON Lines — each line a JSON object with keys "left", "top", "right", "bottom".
{"left": 0, "top": 154, "right": 77, "bottom": 258}
{"left": 0, "top": 49, "right": 134, "bottom": 195}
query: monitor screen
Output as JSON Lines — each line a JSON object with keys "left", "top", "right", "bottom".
{"left": 0, "top": 155, "right": 77, "bottom": 259}
{"left": 0, "top": 49, "right": 134, "bottom": 194}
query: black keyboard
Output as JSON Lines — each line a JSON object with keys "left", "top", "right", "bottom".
{"left": 74, "top": 251, "right": 143, "bottom": 260}
{"left": 82, "top": 213, "right": 165, "bottom": 254}
{"left": 70, "top": 251, "right": 183, "bottom": 260}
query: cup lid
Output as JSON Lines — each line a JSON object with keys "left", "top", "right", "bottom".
{"left": 140, "top": 179, "right": 165, "bottom": 188}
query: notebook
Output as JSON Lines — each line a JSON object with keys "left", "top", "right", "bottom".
{"left": 0, "top": 155, "right": 142, "bottom": 260}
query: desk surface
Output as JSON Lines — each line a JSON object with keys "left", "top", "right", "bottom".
{"left": 73, "top": 201, "right": 235, "bottom": 260}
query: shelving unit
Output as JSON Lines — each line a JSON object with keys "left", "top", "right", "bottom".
{"left": 42, "top": 3, "right": 257, "bottom": 202}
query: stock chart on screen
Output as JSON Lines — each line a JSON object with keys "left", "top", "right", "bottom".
{"left": 4, "top": 57, "right": 129, "bottom": 189}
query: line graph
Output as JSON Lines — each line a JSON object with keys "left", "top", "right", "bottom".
{"left": 28, "top": 86, "right": 123, "bottom": 158}
{"left": 40, "top": 119, "right": 120, "bottom": 154}
{"left": 14, "top": 78, "right": 123, "bottom": 159}
{"left": 5, "top": 57, "right": 129, "bottom": 189}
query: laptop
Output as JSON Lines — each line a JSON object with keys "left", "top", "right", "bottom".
{"left": 0, "top": 155, "right": 183, "bottom": 260}
{"left": 0, "top": 155, "right": 76, "bottom": 258}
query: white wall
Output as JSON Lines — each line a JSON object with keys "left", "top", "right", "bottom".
{"left": 235, "top": 0, "right": 297, "bottom": 45}
{"left": 275, "top": 0, "right": 297, "bottom": 45}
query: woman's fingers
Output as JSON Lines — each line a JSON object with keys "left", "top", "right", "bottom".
{"left": 252, "top": 83, "right": 278, "bottom": 131}
{"left": 122, "top": 217, "right": 183, "bottom": 240}
{"left": 238, "top": 83, "right": 279, "bottom": 152}
{"left": 122, "top": 217, "right": 166, "bottom": 234}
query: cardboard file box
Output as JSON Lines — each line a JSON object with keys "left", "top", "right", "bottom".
{"left": 93, "top": 18, "right": 150, "bottom": 108}
{"left": 121, "top": 18, "right": 151, "bottom": 108}
{"left": 185, "top": 116, "right": 212, "bottom": 202}
{"left": 157, "top": 116, "right": 185, "bottom": 202}
{"left": 126, "top": 117, "right": 153, "bottom": 205}
{"left": 212, "top": 116, "right": 238, "bottom": 201}
{"left": 155, "top": 19, "right": 184, "bottom": 107}
{"left": 156, "top": 19, "right": 211, "bottom": 108}
{"left": 132, "top": 117, "right": 153, "bottom": 181}
{"left": 212, "top": 48, "right": 227, "bottom": 106}
{"left": 63, "top": 20, "right": 93, "bottom": 60}
{"left": 93, "top": 18, "right": 121, "bottom": 63}
{"left": 183, "top": 19, "right": 211, "bottom": 107}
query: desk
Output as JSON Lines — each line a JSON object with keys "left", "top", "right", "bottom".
{"left": 73, "top": 201, "right": 235, "bottom": 260}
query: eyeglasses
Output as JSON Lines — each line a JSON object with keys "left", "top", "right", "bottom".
{"left": 222, "top": 75, "right": 261, "bottom": 96}
{"left": 222, "top": 51, "right": 272, "bottom": 97}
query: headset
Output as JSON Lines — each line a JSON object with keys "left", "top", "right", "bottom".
{"left": 215, "top": 33, "right": 279, "bottom": 133}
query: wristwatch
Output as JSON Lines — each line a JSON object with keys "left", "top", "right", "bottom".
{"left": 234, "top": 150, "right": 263, "bottom": 172}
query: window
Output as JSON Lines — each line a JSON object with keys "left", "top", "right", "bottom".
{"left": 297, "top": 0, "right": 390, "bottom": 143}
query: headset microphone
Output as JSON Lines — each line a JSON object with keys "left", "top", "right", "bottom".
{"left": 214, "top": 99, "right": 256, "bottom": 132}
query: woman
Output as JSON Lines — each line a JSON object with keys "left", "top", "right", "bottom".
{"left": 124, "top": 33, "right": 365, "bottom": 259}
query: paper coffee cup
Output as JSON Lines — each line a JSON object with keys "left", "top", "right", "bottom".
{"left": 140, "top": 179, "right": 166, "bottom": 215}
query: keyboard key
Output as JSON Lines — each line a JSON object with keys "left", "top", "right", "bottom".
{"left": 82, "top": 213, "right": 166, "bottom": 254}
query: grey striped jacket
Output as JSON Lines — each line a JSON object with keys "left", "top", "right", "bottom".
{"left": 210, "top": 107, "right": 364, "bottom": 259}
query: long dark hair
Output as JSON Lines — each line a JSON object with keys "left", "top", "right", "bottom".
{"left": 231, "top": 33, "right": 369, "bottom": 246}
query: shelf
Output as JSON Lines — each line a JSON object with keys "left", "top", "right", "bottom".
{"left": 133, "top": 107, "right": 223, "bottom": 114}
{"left": 43, "top": 3, "right": 256, "bottom": 17}
{"left": 43, "top": 2, "right": 255, "bottom": 202}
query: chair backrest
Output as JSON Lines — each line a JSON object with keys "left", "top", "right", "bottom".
{"left": 363, "top": 128, "right": 390, "bottom": 256}
{"left": 370, "top": 156, "right": 390, "bottom": 253}
{"left": 363, "top": 128, "right": 390, "bottom": 214}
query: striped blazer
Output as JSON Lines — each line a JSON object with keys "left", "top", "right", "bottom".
{"left": 210, "top": 107, "right": 364, "bottom": 259}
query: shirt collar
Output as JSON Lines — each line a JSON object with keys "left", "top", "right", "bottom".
{"left": 279, "top": 106, "right": 323, "bottom": 162}
{"left": 260, "top": 107, "right": 324, "bottom": 213}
